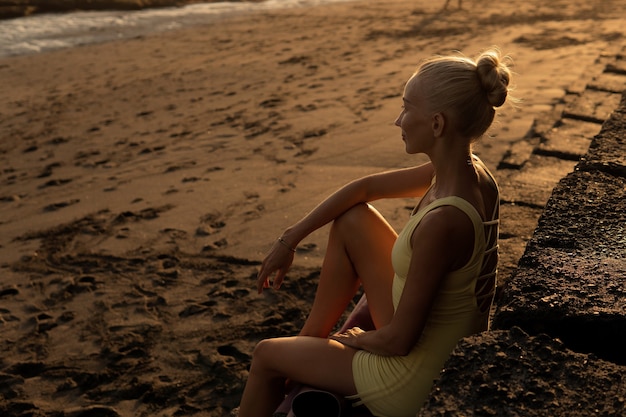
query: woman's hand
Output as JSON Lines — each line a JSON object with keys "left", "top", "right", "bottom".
{"left": 256, "top": 238, "right": 296, "bottom": 294}
{"left": 329, "top": 327, "right": 365, "bottom": 350}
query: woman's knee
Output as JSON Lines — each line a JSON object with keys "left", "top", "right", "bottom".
{"left": 249, "top": 338, "right": 277, "bottom": 377}
{"left": 252, "top": 338, "right": 274, "bottom": 364}
{"left": 333, "top": 203, "right": 378, "bottom": 234}
{"left": 333, "top": 203, "right": 395, "bottom": 242}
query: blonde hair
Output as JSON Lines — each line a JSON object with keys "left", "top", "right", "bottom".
{"left": 412, "top": 48, "right": 512, "bottom": 140}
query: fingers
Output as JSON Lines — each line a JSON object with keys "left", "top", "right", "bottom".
{"left": 329, "top": 332, "right": 353, "bottom": 347}
{"left": 256, "top": 262, "right": 288, "bottom": 293}
{"left": 329, "top": 327, "right": 364, "bottom": 349}
{"left": 257, "top": 275, "right": 268, "bottom": 294}
{"left": 256, "top": 264, "right": 271, "bottom": 294}
{"left": 336, "top": 327, "right": 364, "bottom": 337}
{"left": 256, "top": 240, "right": 296, "bottom": 293}
{"left": 272, "top": 269, "right": 286, "bottom": 290}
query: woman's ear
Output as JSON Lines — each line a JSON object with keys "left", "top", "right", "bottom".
{"left": 431, "top": 112, "right": 445, "bottom": 137}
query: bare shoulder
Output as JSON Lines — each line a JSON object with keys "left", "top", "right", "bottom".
{"left": 412, "top": 205, "right": 474, "bottom": 243}
{"left": 411, "top": 206, "right": 475, "bottom": 271}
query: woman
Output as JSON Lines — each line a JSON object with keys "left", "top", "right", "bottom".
{"left": 237, "top": 48, "right": 512, "bottom": 417}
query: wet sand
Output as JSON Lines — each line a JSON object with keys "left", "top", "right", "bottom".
{"left": 0, "top": 0, "right": 223, "bottom": 19}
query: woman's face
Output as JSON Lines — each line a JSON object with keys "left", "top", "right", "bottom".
{"left": 394, "top": 76, "right": 434, "bottom": 154}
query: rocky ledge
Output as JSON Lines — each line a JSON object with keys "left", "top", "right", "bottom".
{"left": 420, "top": 47, "right": 626, "bottom": 416}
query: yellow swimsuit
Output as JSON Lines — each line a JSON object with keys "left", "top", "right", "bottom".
{"left": 348, "top": 196, "right": 499, "bottom": 417}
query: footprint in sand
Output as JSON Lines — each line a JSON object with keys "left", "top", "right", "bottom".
{"left": 207, "top": 286, "right": 250, "bottom": 299}
{"left": 278, "top": 55, "right": 311, "bottom": 66}
{"left": 178, "top": 303, "right": 209, "bottom": 318}
{"left": 0, "top": 373, "right": 25, "bottom": 401}
{"left": 259, "top": 97, "right": 284, "bottom": 108}
{"left": 200, "top": 212, "right": 226, "bottom": 231}
{"left": 42, "top": 199, "right": 80, "bottom": 212}
{"left": 163, "top": 160, "right": 196, "bottom": 173}
{"left": 113, "top": 205, "right": 174, "bottom": 224}
{"left": 243, "top": 120, "right": 271, "bottom": 139}
{"left": 200, "top": 238, "right": 227, "bottom": 251}
{"left": 0, "top": 286, "right": 19, "bottom": 297}
{"left": 0, "top": 307, "right": 19, "bottom": 323}
{"left": 105, "top": 323, "right": 162, "bottom": 364}
{"left": 47, "top": 276, "right": 99, "bottom": 304}
{"left": 217, "top": 344, "right": 250, "bottom": 362}
{"left": 37, "top": 162, "right": 63, "bottom": 178}
{"left": 295, "top": 103, "right": 317, "bottom": 112}
{"left": 46, "top": 136, "right": 69, "bottom": 146}
{"left": 5, "top": 361, "right": 46, "bottom": 378}
{"left": 65, "top": 406, "right": 121, "bottom": 417}
{"left": 22, "top": 144, "right": 38, "bottom": 153}
{"left": 35, "top": 312, "right": 57, "bottom": 333}
{"left": 38, "top": 178, "right": 72, "bottom": 189}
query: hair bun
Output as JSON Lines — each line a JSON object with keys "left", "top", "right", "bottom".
{"left": 476, "top": 50, "right": 511, "bottom": 107}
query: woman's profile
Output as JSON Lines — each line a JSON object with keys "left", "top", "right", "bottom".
{"left": 236, "top": 47, "right": 512, "bottom": 417}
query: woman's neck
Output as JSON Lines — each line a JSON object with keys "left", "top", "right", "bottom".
{"left": 428, "top": 140, "right": 477, "bottom": 194}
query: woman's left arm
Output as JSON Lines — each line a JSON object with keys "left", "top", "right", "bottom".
{"left": 331, "top": 206, "right": 474, "bottom": 355}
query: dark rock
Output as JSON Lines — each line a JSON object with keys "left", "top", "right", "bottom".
{"left": 420, "top": 329, "right": 626, "bottom": 417}
{"left": 493, "top": 169, "right": 626, "bottom": 364}
{"left": 578, "top": 93, "right": 626, "bottom": 177}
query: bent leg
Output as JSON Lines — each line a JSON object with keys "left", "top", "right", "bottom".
{"left": 238, "top": 336, "right": 357, "bottom": 417}
{"left": 301, "top": 203, "right": 397, "bottom": 337}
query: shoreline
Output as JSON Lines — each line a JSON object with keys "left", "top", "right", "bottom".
{"left": 0, "top": 0, "right": 260, "bottom": 19}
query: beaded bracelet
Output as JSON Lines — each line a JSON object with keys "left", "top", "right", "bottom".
{"left": 278, "top": 237, "right": 297, "bottom": 253}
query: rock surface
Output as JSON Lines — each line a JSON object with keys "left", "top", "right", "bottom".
{"left": 493, "top": 168, "right": 626, "bottom": 365}
{"left": 420, "top": 328, "right": 626, "bottom": 417}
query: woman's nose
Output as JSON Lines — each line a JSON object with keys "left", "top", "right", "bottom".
{"left": 394, "top": 113, "right": 402, "bottom": 127}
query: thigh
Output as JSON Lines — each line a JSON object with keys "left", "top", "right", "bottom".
{"left": 253, "top": 335, "right": 358, "bottom": 396}
{"left": 336, "top": 203, "right": 398, "bottom": 327}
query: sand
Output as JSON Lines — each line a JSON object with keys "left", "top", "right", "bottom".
{"left": 0, "top": 0, "right": 625, "bottom": 415}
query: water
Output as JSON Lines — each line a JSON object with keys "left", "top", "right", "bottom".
{"left": 0, "top": 0, "right": 356, "bottom": 58}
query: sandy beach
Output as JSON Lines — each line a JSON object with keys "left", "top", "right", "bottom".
{"left": 1, "top": 0, "right": 625, "bottom": 415}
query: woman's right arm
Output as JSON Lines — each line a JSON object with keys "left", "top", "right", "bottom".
{"left": 256, "top": 162, "right": 435, "bottom": 293}
{"left": 284, "top": 162, "right": 434, "bottom": 245}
